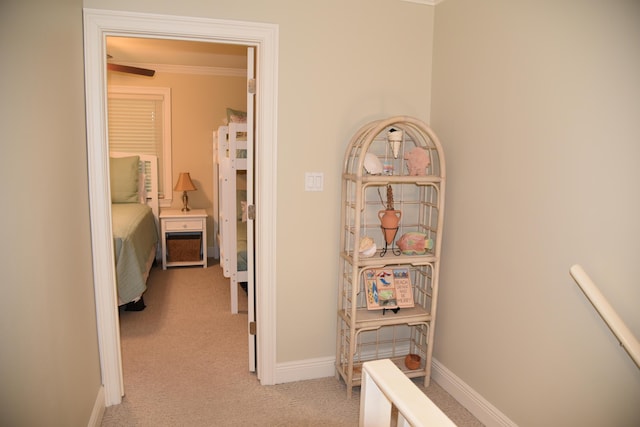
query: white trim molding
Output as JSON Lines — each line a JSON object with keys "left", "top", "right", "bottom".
{"left": 401, "top": 0, "right": 446, "bottom": 5}
{"left": 83, "top": 8, "right": 279, "bottom": 406}
{"left": 275, "top": 356, "right": 336, "bottom": 384}
{"left": 111, "top": 61, "right": 246, "bottom": 76}
{"left": 88, "top": 386, "right": 106, "bottom": 427}
{"left": 431, "top": 358, "right": 517, "bottom": 427}
{"left": 275, "top": 354, "right": 515, "bottom": 427}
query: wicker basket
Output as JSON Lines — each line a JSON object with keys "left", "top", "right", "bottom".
{"left": 167, "top": 234, "right": 201, "bottom": 262}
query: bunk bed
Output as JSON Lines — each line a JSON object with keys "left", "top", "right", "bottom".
{"left": 216, "top": 122, "right": 249, "bottom": 314}
{"left": 109, "top": 152, "right": 160, "bottom": 310}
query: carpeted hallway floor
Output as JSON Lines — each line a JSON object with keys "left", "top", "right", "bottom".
{"left": 100, "top": 260, "right": 483, "bottom": 426}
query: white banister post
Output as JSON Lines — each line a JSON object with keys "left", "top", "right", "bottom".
{"left": 360, "top": 365, "right": 393, "bottom": 427}
{"left": 360, "top": 359, "right": 457, "bottom": 427}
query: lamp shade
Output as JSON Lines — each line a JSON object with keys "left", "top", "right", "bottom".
{"left": 174, "top": 172, "right": 197, "bottom": 192}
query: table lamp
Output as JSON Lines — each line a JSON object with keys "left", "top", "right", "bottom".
{"left": 174, "top": 172, "right": 197, "bottom": 211}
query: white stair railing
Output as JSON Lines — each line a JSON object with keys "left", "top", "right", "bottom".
{"left": 570, "top": 264, "right": 640, "bottom": 369}
{"left": 359, "top": 359, "right": 457, "bottom": 427}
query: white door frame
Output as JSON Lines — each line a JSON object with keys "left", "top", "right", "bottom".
{"left": 83, "top": 8, "right": 278, "bottom": 406}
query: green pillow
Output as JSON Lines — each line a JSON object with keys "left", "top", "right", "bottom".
{"left": 110, "top": 156, "right": 140, "bottom": 203}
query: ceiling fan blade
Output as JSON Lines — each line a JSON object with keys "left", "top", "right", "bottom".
{"left": 107, "top": 63, "right": 155, "bottom": 77}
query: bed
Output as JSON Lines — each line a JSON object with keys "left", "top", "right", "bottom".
{"left": 216, "top": 122, "right": 249, "bottom": 314}
{"left": 109, "top": 152, "right": 160, "bottom": 310}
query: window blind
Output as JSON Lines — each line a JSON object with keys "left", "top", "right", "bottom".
{"left": 108, "top": 93, "right": 166, "bottom": 196}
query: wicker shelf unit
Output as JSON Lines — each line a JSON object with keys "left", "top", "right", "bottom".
{"left": 336, "top": 116, "right": 446, "bottom": 397}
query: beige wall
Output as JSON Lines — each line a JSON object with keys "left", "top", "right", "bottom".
{"left": 5, "top": 0, "right": 637, "bottom": 424}
{"left": 0, "top": 0, "right": 102, "bottom": 425}
{"left": 431, "top": 0, "right": 640, "bottom": 425}
{"left": 108, "top": 70, "right": 247, "bottom": 249}
{"left": 86, "top": 0, "right": 435, "bottom": 362}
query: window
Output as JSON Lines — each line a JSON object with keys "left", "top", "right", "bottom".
{"left": 107, "top": 86, "right": 172, "bottom": 204}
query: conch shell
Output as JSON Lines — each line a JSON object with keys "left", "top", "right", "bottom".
{"left": 363, "top": 153, "right": 383, "bottom": 175}
{"left": 359, "top": 236, "right": 376, "bottom": 257}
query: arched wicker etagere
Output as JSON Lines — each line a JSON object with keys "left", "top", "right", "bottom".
{"left": 336, "top": 116, "right": 446, "bottom": 397}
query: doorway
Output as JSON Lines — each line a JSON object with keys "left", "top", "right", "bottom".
{"left": 107, "top": 33, "right": 255, "bottom": 367}
{"left": 83, "top": 8, "right": 278, "bottom": 406}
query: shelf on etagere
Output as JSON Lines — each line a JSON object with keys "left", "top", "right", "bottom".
{"left": 340, "top": 250, "right": 437, "bottom": 267}
{"left": 343, "top": 174, "right": 443, "bottom": 184}
{"left": 336, "top": 355, "right": 429, "bottom": 387}
{"left": 338, "top": 305, "right": 432, "bottom": 328}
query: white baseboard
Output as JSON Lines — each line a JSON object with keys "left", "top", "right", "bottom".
{"left": 431, "top": 358, "right": 517, "bottom": 427}
{"left": 274, "top": 354, "right": 516, "bottom": 427}
{"left": 275, "top": 356, "right": 335, "bottom": 384}
{"left": 87, "top": 386, "right": 105, "bottom": 427}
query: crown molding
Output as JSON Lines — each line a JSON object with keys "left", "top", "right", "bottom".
{"left": 112, "top": 61, "right": 246, "bottom": 77}
{"left": 401, "top": 0, "right": 446, "bottom": 5}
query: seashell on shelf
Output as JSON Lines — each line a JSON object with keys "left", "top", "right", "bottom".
{"left": 358, "top": 236, "right": 377, "bottom": 257}
{"left": 363, "top": 153, "right": 383, "bottom": 175}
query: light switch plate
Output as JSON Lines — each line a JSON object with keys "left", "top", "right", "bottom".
{"left": 305, "top": 172, "right": 324, "bottom": 191}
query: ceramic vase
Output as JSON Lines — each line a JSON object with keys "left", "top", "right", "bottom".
{"left": 378, "top": 209, "right": 402, "bottom": 245}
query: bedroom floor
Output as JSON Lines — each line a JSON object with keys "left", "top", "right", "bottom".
{"left": 101, "top": 259, "right": 483, "bottom": 426}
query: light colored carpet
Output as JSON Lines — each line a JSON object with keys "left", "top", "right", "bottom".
{"left": 101, "top": 260, "right": 483, "bottom": 426}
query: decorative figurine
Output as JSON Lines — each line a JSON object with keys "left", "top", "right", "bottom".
{"left": 387, "top": 128, "right": 403, "bottom": 159}
{"left": 404, "top": 147, "right": 430, "bottom": 176}
{"left": 397, "top": 232, "right": 433, "bottom": 255}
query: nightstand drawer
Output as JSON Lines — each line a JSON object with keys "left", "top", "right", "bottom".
{"left": 165, "top": 219, "right": 203, "bottom": 231}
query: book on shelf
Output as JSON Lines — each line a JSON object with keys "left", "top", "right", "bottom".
{"left": 364, "top": 267, "right": 414, "bottom": 310}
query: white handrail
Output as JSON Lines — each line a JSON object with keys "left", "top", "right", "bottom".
{"left": 360, "top": 359, "right": 457, "bottom": 427}
{"left": 570, "top": 264, "right": 640, "bottom": 369}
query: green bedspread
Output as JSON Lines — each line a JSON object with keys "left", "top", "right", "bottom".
{"left": 112, "top": 203, "right": 158, "bottom": 304}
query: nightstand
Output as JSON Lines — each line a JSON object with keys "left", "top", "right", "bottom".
{"left": 159, "top": 209, "right": 207, "bottom": 269}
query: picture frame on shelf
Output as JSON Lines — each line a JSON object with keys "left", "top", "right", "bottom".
{"left": 364, "top": 268, "right": 414, "bottom": 310}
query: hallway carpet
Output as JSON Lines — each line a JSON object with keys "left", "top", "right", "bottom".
{"left": 101, "top": 260, "right": 483, "bottom": 426}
